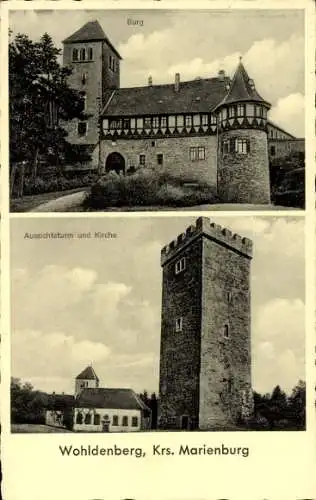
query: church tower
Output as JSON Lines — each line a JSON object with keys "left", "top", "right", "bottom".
{"left": 62, "top": 20, "right": 121, "bottom": 151}
{"left": 158, "top": 217, "right": 253, "bottom": 430}
{"left": 75, "top": 365, "right": 99, "bottom": 398}
{"left": 215, "top": 60, "right": 271, "bottom": 204}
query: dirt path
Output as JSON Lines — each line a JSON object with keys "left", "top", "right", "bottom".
{"left": 31, "top": 190, "right": 88, "bottom": 212}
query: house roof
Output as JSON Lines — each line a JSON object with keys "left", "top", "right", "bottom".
{"left": 48, "top": 394, "right": 75, "bottom": 410}
{"left": 63, "top": 20, "right": 122, "bottom": 60}
{"left": 75, "top": 388, "right": 149, "bottom": 411}
{"left": 76, "top": 366, "right": 99, "bottom": 381}
{"left": 102, "top": 76, "right": 232, "bottom": 117}
{"left": 215, "top": 60, "right": 270, "bottom": 110}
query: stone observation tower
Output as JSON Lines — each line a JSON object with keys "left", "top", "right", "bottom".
{"left": 215, "top": 59, "right": 271, "bottom": 204}
{"left": 158, "top": 217, "right": 254, "bottom": 430}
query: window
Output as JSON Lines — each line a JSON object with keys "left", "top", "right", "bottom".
{"left": 227, "top": 291, "right": 232, "bottom": 303}
{"left": 139, "top": 154, "right": 146, "bottom": 166}
{"left": 76, "top": 412, "right": 83, "bottom": 424}
{"left": 223, "top": 324, "right": 229, "bottom": 339}
{"left": 237, "top": 104, "right": 245, "bottom": 117}
{"left": 175, "top": 317, "right": 183, "bottom": 332}
{"left": 79, "top": 92, "right": 87, "bottom": 113}
{"left": 88, "top": 47, "right": 93, "bottom": 61}
{"left": 80, "top": 381, "right": 88, "bottom": 389}
{"left": 246, "top": 103, "right": 255, "bottom": 117}
{"left": 109, "top": 55, "right": 116, "bottom": 71}
{"left": 222, "top": 139, "right": 230, "bottom": 155}
{"left": 84, "top": 413, "right": 92, "bottom": 424}
{"left": 112, "top": 415, "right": 119, "bottom": 426}
{"left": 210, "top": 114, "right": 217, "bottom": 125}
{"left": 222, "top": 108, "right": 227, "bottom": 120}
{"left": 175, "top": 256, "right": 186, "bottom": 275}
{"left": 152, "top": 117, "right": 159, "bottom": 129}
{"left": 157, "top": 154, "right": 163, "bottom": 165}
{"left": 235, "top": 138, "right": 249, "bottom": 154}
{"left": 256, "top": 105, "right": 263, "bottom": 117}
{"left": 190, "top": 147, "right": 205, "bottom": 161}
{"left": 79, "top": 48, "right": 86, "bottom": 61}
{"left": 201, "top": 114, "right": 208, "bottom": 126}
{"left": 225, "top": 378, "right": 233, "bottom": 394}
{"left": 228, "top": 106, "right": 235, "bottom": 118}
{"left": 94, "top": 414, "right": 101, "bottom": 425}
{"left": 123, "top": 118, "right": 130, "bottom": 130}
{"left": 131, "top": 416, "right": 138, "bottom": 427}
{"left": 72, "top": 49, "right": 79, "bottom": 62}
{"left": 122, "top": 416, "right": 128, "bottom": 427}
{"left": 78, "top": 121, "right": 87, "bottom": 136}
{"left": 82, "top": 72, "right": 87, "bottom": 85}
{"left": 185, "top": 115, "right": 192, "bottom": 128}
{"left": 110, "top": 119, "right": 122, "bottom": 130}
{"left": 160, "top": 116, "right": 167, "bottom": 128}
{"left": 270, "top": 145, "right": 276, "bottom": 156}
{"left": 144, "top": 117, "right": 151, "bottom": 130}
{"left": 151, "top": 141, "right": 156, "bottom": 147}
{"left": 176, "top": 115, "right": 184, "bottom": 128}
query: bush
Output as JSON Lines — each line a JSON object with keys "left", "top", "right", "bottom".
{"left": 86, "top": 168, "right": 218, "bottom": 209}
{"left": 21, "top": 173, "right": 98, "bottom": 196}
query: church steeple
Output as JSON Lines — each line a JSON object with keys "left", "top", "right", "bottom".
{"left": 75, "top": 365, "right": 99, "bottom": 397}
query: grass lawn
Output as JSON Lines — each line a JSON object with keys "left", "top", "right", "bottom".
{"left": 10, "top": 187, "right": 89, "bottom": 213}
{"left": 11, "top": 423, "right": 73, "bottom": 433}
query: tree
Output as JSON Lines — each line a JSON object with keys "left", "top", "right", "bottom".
{"left": 11, "top": 377, "right": 49, "bottom": 424}
{"left": 9, "top": 31, "right": 89, "bottom": 194}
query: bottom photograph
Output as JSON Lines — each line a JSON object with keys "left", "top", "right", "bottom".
{"left": 10, "top": 215, "right": 305, "bottom": 433}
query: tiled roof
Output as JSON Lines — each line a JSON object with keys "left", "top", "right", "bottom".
{"left": 63, "top": 20, "right": 122, "bottom": 60}
{"left": 102, "top": 77, "right": 231, "bottom": 117}
{"left": 215, "top": 60, "right": 270, "bottom": 109}
{"left": 75, "top": 388, "right": 149, "bottom": 411}
{"left": 76, "top": 366, "right": 99, "bottom": 381}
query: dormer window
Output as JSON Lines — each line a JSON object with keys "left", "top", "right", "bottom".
{"left": 175, "top": 257, "right": 186, "bottom": 275}
{"left": 72, "top": 48, "right": 79, "bottom": 62}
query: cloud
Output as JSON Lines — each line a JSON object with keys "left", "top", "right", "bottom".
{"left": 253, "top": 298, "right": 305, "bottom": 393}
{"left": 270, "top": 93, "right": 305, "bottom": 137}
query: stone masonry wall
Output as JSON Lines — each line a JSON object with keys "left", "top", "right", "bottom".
{"left": 199, "top": 225, "right": 252, "bottom": 429}
{"left": 100, "top": 135, "right": 218, "bottom": 185}
{"left": 218, "top": 129, "right": 271, "bottom": 204}
{"left": 158, "top": 237, "right": 203, "bottom": 429}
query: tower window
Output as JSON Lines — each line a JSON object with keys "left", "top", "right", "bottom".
{"left": 235, "top": 138, "right": 249, "bottom": 154}
{"left": 122, "top": 416, "right": 128, "bottom": 427}
{"left": 144, "top": 117, "right": 151, "bottom": 130}
{"left": 88, "top": 47, "right": 93, "bottom": 61}
{"left": 123, "top": 118, "right": 130, "bottom": 130}
{"left": 82, "top": 72, "right": 87, "bottom": 85}
{"left": 227, "top": 291, "right": 232, "bottom": 303}
{"left": 201, "top": 114, "right": 208, "bottom": 126}
{"left": 237, "top": 104, "right": 245, "bottom": 117}
{"left": 157, "top": 154, "right": 163, "bottom": 165}
{"left": 160, "top": 116, "right": 167, "bottom": 128}
{"left": 210, "top": 114, "right": 217, "bottom": 125}
{"left": 109, "top": 55, "right": 116, "bottom": 72}
{"left": 175, "top": 256, "right": 186, "bottom": 275}
{"left": 78, "top": 121, "right": 88, "bottom": 136}
{"left": 79, "top": 48, "right": 86, "bottom": 61}
{"left": 228, "top": 106, "right": 236, "bottom": 118}
{"left": 222, "top": 139, "right": 230, "bottom": 154}
{"left": 152, "top": 116, "right": 159, "bottom": 129}
{"left": 175, "top": 317, "right": 183, "bottom": 332}
{"left": 223, "top": 324, "right": 229, "bottom": 339}
{"left": 72, "top": 48, "right": 79, "bottom": 62}
{"left": 79, "top": 92, "right": 87, "bottom": 113}
{"left": 190, "top": 146, "right": 205, "bottom": 161}
{"left": 139, "top": 154, "right": 146, "bottom": 166}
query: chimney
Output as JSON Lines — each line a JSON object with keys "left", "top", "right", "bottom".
{"left": 218, "top": 69, "right": 225, "bottom": 81}
{"left": 148, "top": 75, "right": 153, "bottom": 86}
{"left": 175, "top": 73, "right": 180, "bottom": 92}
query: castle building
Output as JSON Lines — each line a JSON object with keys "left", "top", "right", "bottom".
{"left": 62, "top": 20, "right": 299, "bottom": 204}
{"left": 158, "top": 217, "right": 253, "bottom": 430}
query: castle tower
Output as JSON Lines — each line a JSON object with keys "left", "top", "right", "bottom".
{"left": 62, "top": 20, "right": 121, "bottom": 149}
{"left": 158, "top": 217, "right": 253, "bottom": 430}
{"left": 75, "top": 365, "right": 99, "bottom": 398}
{"left": 215, "top": 60, "right": 271, "bottom": 204}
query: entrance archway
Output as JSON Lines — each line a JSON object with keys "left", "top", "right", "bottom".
{"left": 105, "top": 152, "right": 125, "bottom": 175}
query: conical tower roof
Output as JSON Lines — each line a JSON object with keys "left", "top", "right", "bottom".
{"left": 63, "top": 20, "right": 122, "bottom": 59}
{"left": 76, "top": 365, "right": 99, "bottom": 381}
{"left": 215, "top": 59, "right": 270, "bottom": 110}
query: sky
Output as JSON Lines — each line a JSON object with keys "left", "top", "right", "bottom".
{"left": 9, "top": 9, "right": 305, "bottom": 137}
{"left": 11, "top": 216, "right": 305, "bottom": 397}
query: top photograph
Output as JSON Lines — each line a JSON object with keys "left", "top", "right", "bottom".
{"left": 8, "top": 8, "right": 305, "bottom": 213}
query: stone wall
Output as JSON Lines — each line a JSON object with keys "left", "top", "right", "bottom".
{"left": 199, "top": 227, "right": 252, "bottom": 429}
{"left": 100, "top": 135, "right": 218, "bottom": 185}
{"left": 218, "top": 129, "right": 271, "bottom": 204}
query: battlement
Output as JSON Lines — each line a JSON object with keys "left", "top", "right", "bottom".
{"left": 161, "top": 217, "right": 253, "bottom": 266}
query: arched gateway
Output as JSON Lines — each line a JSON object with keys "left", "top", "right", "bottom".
{"left": 105, "top": 152, "right": 125, "bottom": 175}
